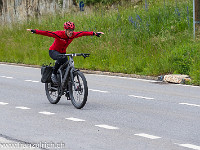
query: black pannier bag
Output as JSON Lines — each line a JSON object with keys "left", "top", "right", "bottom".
{"left": 41, "top": 64, "right": 53, "bottom": 83}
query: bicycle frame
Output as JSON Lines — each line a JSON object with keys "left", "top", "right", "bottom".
{"left": 57, "top": 53, "right": 89, "bottom": 96}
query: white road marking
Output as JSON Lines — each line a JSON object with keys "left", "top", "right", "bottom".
{"left": 176, "top": 143, "right": 200, "bottom": 150}
{"left": 15, "top": 106, "right": 31, "bottom": 110}
{"left": 0, "top": 76, "right": 13, "bottom": 79}
{"left": 39, "top": 111, "right": 55, "bottom": 115}
{"left": 173, "top": 83, "right": 200, "bottom": 88}
{"left": 129, "top": 95, "right": 154, "bottom": 100}
{"left": 134, "top": 133, "right": 161, "bottom": 139}
{"left": 0, "top": 64, "right": 40, "bottom": 69}
{"left": 25, "top": 80, "right": 39, "bottom": 83}
{"left": 91, "top": 74, "right": 155, "bottom": 82}
{"left": 6, "top": 77, "right": 13, "bottom": 79}
{"left": 95, "top": 124, "right": 119, "bottom": 130}
{"left": 179, "top": 103, "right": 200, "bottom": 107}
{"left": 65, "top": 117, "right": 85, "bottom": 122}
{"left": 89, "top": 89, "right": 109, "bottom": 93}
{"left": 0, "top": 102, "right": 9, "bottom": 105}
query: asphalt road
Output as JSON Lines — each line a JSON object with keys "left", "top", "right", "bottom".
{"left": 0, "top": 63, "right": 200, "bottom": 150}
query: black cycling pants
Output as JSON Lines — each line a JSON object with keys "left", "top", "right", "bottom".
{"left": 49, "top": 50, "right": 68, "bottom": 74}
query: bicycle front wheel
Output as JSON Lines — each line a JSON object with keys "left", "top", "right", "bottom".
{"left": 45, "top": 82, "right": 61, "bottom": 104}
{"left": 69, "top": 71, "right": 88, "bottom": 109}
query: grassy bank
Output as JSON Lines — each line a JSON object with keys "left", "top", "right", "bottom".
{"left": 0, "top": 0, "right": 200, "bottom": 85}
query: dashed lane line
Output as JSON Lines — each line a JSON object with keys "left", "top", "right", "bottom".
{"left": 38, "top": 111, "right": 55, "bottom": 115}
{"left": 0, "top": 102, "right": 9, "bottom": 105}
{"left": 179, "top": 103, "right": 200, "bottom": 108}
{"left": 65, "top": 117, "right": 85, "bottom": 122}
{"left": 89, "top": 89, "right": 109, "bottom": 93}
{"left": 15, "top": 106, "right": 31, "bottom": 110}
{"left": 175, "top": 143, "right": 200, "bottom": 150}
{"left": 0, "top": 76, "right": 14, "bottom": 79}
{"left": 134, "top": 133, "right": 161, "bottom": 140}
{"left": 24, "top": 80, "right": 40, "bottom": 83}
{"left": 0, "top": 75, "right": 40, "bottom": 83}
{"left": 5, "top": 77, "right": 13, "bottom": 79}
{"left": 129, "top": 95, "right": 155, "bottom": 100}
{"left": 0, "top": 76, "right": 109, "bottom": 94}
{"left": 95, "top": 124, "right": 119, "bottom": 130}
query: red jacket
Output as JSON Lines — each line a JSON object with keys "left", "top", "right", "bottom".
{"left": 35, "top": 30, "right": 94, "bottom": 53}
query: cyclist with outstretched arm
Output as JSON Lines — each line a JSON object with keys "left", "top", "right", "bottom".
{"left": 27, "top": 21, "right": 104, "bottom": 84}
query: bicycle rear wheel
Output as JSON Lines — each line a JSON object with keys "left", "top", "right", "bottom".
{"left": 45, "top": 82, "right": 61, "bottom": 104}
{"left": 69, "top": 71, "right": 88, "bottom": 109}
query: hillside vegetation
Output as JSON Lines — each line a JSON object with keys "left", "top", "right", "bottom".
{"left": 0, "top": 0, "right": 200, "bottom": 85}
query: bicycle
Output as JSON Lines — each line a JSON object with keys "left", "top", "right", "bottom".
{"left": 45, "top": 53, "right": 90, "bottom": 109}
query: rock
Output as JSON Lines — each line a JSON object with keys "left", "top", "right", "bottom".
{"left": 163, "top": 74, "right": 191, "bottom": 84}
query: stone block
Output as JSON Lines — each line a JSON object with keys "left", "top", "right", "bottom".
{"left": 163, "top": 74, "right": 191, "bottom": 84}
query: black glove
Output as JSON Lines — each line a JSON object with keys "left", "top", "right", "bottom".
{"left": 95, "top": 32, "right": 102, "bottom": 37}
{"left": 31, "top": 29, "right": 36, "bottom": 33}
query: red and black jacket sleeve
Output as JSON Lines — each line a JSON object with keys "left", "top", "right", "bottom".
{"left": 34, "top": 30, "right": 61, "bottom": 39}
{"left": 73, "top": 31, "right": 95, "bottom": 38}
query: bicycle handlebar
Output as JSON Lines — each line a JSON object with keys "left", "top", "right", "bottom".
{"left": 60, "top": 53, "right": 90, "bottom": 59}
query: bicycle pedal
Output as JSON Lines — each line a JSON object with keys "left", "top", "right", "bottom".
{"left": 65, "top": 92, "right": 71, "bottom": 100}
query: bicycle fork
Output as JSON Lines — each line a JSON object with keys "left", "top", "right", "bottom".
{"left": 58, "top": 67, "right": 76, "bottom": 98}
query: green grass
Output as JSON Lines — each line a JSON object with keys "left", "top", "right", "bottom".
{"left": 0, "top": 0, "right": 200, "bottom": 85}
